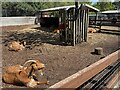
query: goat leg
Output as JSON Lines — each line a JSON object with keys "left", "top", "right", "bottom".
{"left": 37, "top": 81, "right": 49, "bottom": 85}
{"left": 30, "top": 74, "right": 38, "bottom": 81}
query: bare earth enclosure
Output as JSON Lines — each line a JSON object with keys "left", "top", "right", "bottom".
{"left": 1, "top": 25, "right": 120, "bottom": 89}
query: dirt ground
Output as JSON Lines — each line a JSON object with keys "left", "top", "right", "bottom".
{"left": 1, "top": 25, "right": 120, "bottom": 89}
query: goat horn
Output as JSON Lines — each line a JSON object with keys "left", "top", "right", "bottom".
{"left": 23, "top": 60, "right": 36, "bottom": 67}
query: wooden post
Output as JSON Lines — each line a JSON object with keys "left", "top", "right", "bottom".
{"left": 94, "top": 47, "right": 103, "bottom": 55}
{"left": 95, "top": 12, "right": 98, "bottom": 28}
{"left": 75, "top": 0, "right": 79, "bottom": 15}
{"left": 80, "top": 4, "right": 84, "bottom": 42}
{"left": 64, "top": 10, "right": 67, "bottom": 44}
{"left": 72, "top": 1, "right": 79, "bottom": 46}
{"left": 84, "top": 9, "right": 89, "bottom": 42}
{"left": 99, "top": 16, "right": 102, "bottom": 32}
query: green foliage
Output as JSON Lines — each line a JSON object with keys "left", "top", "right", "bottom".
{"left": 1, "top": 1, "right": 118, "bottom": 17}
{"left": 112, "top": 0, "right": 120, "bottom": 9}
{"left": 2, "top": 2, "right": 75, "bottom": 16}
{"left": 93, "top": 0, "right": 115, "bottom": 11}
{"left": 79, "top": 1, "right": 92, "bottom": 5}
{"left": 15, "top": 2, "right": 35, "bottom": 16}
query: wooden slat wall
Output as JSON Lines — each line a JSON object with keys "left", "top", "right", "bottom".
{"left": 59, "top": 4, "right": 90, "bottom": 46}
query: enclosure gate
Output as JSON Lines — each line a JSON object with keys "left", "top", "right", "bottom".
{"left": 60, "top": 5, "right": 89, "bottom": 46}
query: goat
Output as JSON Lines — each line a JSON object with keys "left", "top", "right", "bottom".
{"left": 53, "top": 23, "right": 68, "bottom": 34}
{"left": 53, "top": 29, "right": 60, "bottom": 33}
{"left": 2, "top": 59, "right": 49, "bottom": 88}
{"left": 88, "top": 28, "right": 97, "bottom": 33}
{"left": 7, "top": 41, "right": 26, "bottom": 51}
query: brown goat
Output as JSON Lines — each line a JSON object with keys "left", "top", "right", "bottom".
{"left": 7, "top": 41, "right": 25, "bottom": 51}
{"left": 88, "top": 28, "right": 97, "bottom": 33}
{"left": 53, "top": 23, "right": 68, "bottom": 33}
{"left": 2, "top": 60, "right": 49, "bottom": 88}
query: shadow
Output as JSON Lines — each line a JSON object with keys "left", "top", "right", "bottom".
{"left": 101, "top": 29, "right": 120, "bottom": 32}
{"left": 31, "top": 27, "right": 53, "bottom": 33}
{"left": 101, "top": 23, "right": 120, "bottom": 27}
{"left": 100, "top": 56, "right": 105, "bottom": 59}
{"left": 2, "top": 78, "right": 25, "bottom": 87}
{"left": 99, "top": 29, "right": 120, "bottom": 35}
{"left": 2, "top": 27, "right": 64, "bottom": 48}
{"left": 91, "top": 52, "right": 97, "bottom": 55}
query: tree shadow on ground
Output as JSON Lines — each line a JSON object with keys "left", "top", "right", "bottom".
{"left": 2, "top": 27, "right": 64, "bottom": 48}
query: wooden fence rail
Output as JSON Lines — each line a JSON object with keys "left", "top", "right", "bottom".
{"left": 47, "top": 50, "right": 120, "bottom": 90}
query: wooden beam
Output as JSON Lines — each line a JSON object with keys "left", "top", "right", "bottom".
{"left": 47, "top": 50, "right": 120, "bottom": 89}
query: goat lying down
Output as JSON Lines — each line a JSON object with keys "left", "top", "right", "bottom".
{"left": 53, "top": 23, "right": 68, "bottom": 34}
{"left": 7, "top": 41, "right": 25, "bottom": 51}
{"left": 88, "top": 28, "right": 97, "bottom": 33}
{"left": 2, "top": 59, "right": 49, "bottom": 88}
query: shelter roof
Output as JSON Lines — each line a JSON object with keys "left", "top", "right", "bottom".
{"left": 39, "top": 4, "right": 99, "bottom": 12}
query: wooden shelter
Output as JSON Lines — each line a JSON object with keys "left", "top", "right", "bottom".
{"left": 38, "top": 4, "right": 99, "bottom": 46}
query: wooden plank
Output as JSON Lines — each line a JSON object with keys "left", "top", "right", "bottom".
{"left": 48, "top": 50, "right": 120, "bottom": 89}
{"left": 86, "top": 9, "right": 89, "bottom": 42}
{"left": 78, "top": 9, "right": 80, "bottom": 43}
{"left": 77, "top": 12, "right": 79, "bottom": 43}
{"left": 68, "top": 11, "right": 70, "bottom": 44}
{"left": 63, "top": 10, "right": 67, "bottom": 43}
{"left": 79, "top": 10, "right": 82, "bottom": 43}
{"left": 75, "top": 5, "right": 79, "bottom": 44}
{"left": 82, "top": 10, "right": 85, "bottom": 41}
{"left": 84, "top": 9, "right": 89, "bottom": 42}
{"left": 95, "top": 12, "right": 98, "bottom": 28}
{"left": 70, "top": 10, "right": 73, "bottom": 45}
{"left": 75, "top": 15, "right": 77, "bottom": 44}
{"left": 59, "top": 11, "right": 62, "bottom": 41}
{"left": 84, "top": 9, "right": 87, "bottom": 42}
{"left": 73, "top": 9, "right": 76, "bottom": 46}
{"left": 80, "top": 10, "right": 83, "bottom": 42}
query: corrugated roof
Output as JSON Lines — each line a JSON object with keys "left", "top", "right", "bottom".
{"left": 102, "top": 10, "right": 120, "bottom": 14}
{"left": 40, "top": 4, "right": 99, "bottom": 12}
{"left": 84, "top": 4, "right": 100, "bottom": 12}
{"left": 40, "top": 5, "right": 75, "bottom": 12}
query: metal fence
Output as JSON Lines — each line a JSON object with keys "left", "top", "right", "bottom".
{"left": 0, "top": 17, "right": 36, "bottom": 27}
